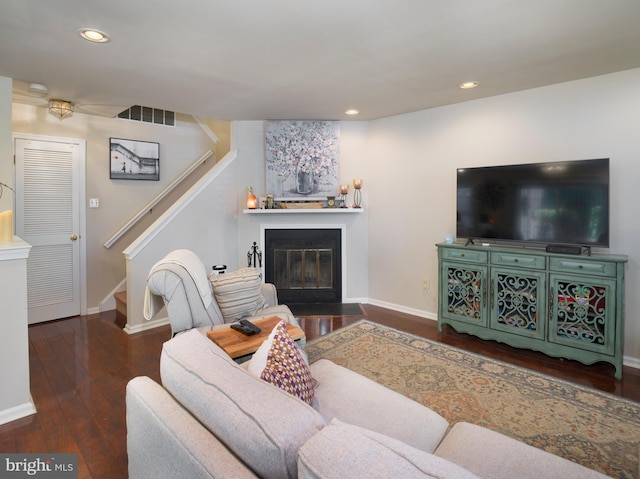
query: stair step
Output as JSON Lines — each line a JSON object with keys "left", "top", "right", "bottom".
{"left": 113, "top": 291, "right": 127, "bottom": 329}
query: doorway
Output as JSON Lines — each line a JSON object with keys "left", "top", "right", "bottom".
{"left": 14, "top": 134, "right": 86, "bottom": 324}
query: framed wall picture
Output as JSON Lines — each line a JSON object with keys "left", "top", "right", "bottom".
{"left": 265, "top": 121, "right": 340, "bottom": 198}
{"left": 110, "top": 138, "right": 160, "bottom": 181}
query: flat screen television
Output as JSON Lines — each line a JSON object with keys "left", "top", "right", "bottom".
{"left": 456, "top": 158, "right": 609, "bottom": 248}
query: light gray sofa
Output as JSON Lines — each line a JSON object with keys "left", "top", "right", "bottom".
{"left": 126, "top": 329, "right": 611, "bottom": 479}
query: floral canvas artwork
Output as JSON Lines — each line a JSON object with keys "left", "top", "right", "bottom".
{"left": 265, "top": 121, "right": 340, "bottom": 198}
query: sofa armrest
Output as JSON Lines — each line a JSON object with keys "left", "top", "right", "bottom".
{"left": 260, "top": 283, "right": 278, "bottom": 306}
{"left": 147, "top": 265, "right": 224, "bottom": 335}
{"left": 309, "top": 359, "right": 449, "bottom": 453}
{"left": 126, "top": 376, "right": 257, "bottom": 479}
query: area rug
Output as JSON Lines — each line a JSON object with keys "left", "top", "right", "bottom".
{"left": 306, "top": 320, "right": 640, "bottom": 479}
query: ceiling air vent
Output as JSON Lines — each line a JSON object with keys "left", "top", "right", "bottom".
{"left": 117, "top": 105, "right": 175, "bottom": 126}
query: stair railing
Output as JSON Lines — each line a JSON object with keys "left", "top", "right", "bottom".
{"left": 104, "top": 149, "right": 213, "bottom": 249}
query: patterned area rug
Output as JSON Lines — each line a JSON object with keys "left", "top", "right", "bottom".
{"left": 306, "top": 320, "right": 640, "bottom": 478}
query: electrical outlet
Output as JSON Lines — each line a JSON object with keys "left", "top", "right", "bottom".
{"left": 422, "top": 279, "right": 430, "bottom": 290}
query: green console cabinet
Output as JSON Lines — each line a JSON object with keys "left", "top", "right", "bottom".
{"left": 437, "top": 243, "right": 627, "bottom": 379}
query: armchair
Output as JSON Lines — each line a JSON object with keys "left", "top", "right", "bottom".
{"left": 144, "top": 249, "right": 301, "bottom": 342}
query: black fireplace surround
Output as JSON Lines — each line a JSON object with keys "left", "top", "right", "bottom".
{"left": 264, "top": 228, "right": 342, "bottom": 304}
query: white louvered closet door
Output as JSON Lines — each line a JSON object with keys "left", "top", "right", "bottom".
{"left": 15, "top": 137, "right": 83, "bottom": 324}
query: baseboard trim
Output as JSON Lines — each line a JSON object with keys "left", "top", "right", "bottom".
{"left": 124, "top": 316, "right": 170, "bottom": 335}
{"left": 623, "top": 355, "right": 640, "bottom": 371}
{"left": 0, "top": 397, "right": 37, "bottom": 426}
{"left": 366, "top": 298, "right": 437, "bottom": 322}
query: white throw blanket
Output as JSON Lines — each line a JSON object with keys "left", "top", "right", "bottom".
{"left": 143, "top": 286, "right": 165, "bottom": 321}
{"left": 144, "top": 249, "right": 212, "bottom": 320}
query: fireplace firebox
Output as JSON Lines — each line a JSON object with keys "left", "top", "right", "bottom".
{"left": 264, "top": 228, "right": 341, "bottom": 304}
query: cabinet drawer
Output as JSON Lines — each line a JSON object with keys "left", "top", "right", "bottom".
{"left": 549, "top": 257, "right": 616, "bottom": 277}
{"left": 440, "top": 248, "right": 488, "bottom": 264}
{"left": 491, "top": 251, "right": 546, "bottom": 270}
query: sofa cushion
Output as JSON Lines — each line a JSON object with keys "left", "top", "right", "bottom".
{"left": 209, "top": 267, "right": 266, "bottom": 322}
{"left": 247, "top": 320, "right": 315, "bottom": 404}
{"left": 297, "top": 418, "right": 480, "bottom": 479}
{"left": 434, "top": 422, "right": 611, "bottom": 479}
{"left": 309, "top": 359, "right": 449, "bottom": 453}
{"left": 160, "top": 329, "right": 326, "bottom": 479}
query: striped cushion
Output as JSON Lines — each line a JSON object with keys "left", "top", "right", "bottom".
{"left": 210, "top": 268, "right": 266, "bottom": 322}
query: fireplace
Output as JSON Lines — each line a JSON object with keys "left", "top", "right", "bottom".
{"left": 264, "top": 228, "right": 342, "bottom": 303}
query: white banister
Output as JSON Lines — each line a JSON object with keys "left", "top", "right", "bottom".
{"left": 104, "top": 149, "right": 213, "bottom": 249}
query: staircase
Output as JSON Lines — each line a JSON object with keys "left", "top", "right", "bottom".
{"left": 114, "top": 291, "right": 127, "bottom": 328}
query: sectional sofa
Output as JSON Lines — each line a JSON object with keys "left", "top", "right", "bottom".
{"left": 126, "top": 328, "right": 610, "bottom": 478}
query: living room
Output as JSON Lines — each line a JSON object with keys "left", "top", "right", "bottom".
{"left": 1, "top": 4, "right": 639, "bottom": 354}
{"left": 1, "top": 2, "right": 640, "bottom": 477}
{"left": 11, "top": 71, "right": 637, "bottom": 354}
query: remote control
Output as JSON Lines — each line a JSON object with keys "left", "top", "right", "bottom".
{"left": 240, "top": 319, "right": 261, "bottom": 334}
{"left": 230, "top": 319, "right": 261, "bottom": 336}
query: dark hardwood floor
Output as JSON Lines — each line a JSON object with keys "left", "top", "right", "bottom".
{"left": 1, "top": 304, "right": 638, "bottom": 478}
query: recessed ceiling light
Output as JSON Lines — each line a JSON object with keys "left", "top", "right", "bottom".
{"left": 345, "top": 109, "right": 359, "bottom": 115}
{"left": 77, "top": 28, "right": 111, "bottom": 43}
{"left": 459, "top": 81, "right": 479, "bottom": 89}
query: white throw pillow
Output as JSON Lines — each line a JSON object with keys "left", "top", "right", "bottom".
{"left": 209, "top": 267, "right": 266, "bottom": 322}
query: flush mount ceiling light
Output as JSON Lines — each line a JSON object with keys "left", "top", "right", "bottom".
{"left": 77, "top": 28, "right": 111, "bottom": 43}
{"left": 345, "top": 109, "right": 359, "bottom": 115}
{"left": 459, "top": 81, "right": 479, "bottom": 89}
{"left": 48, "top": 99, "right": 74, "bottom": 120}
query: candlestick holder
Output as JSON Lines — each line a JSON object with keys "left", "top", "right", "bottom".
{"left": 339, "top": 184, "right": 349, "bottom": 208}
{"left": 352, "top": 179, "right": 363, "bottom": 208}
{"left": 247, "top": 241, "right": 262, "bottom": 267}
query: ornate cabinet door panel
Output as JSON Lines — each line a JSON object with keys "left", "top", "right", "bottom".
{"left": 489, "top": 267, "right": 546, "bottom": 340}
{"left": 440, "top": 261, "right": 488, "bottom": 327}
{"left": 548, "top": 273, "right": 616, "bottom": 355}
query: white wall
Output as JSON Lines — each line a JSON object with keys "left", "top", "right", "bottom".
{"left": 367, "top": 68, "right": 640, "bottom": 364}
{"left": 234, "top": 121, "right": 370, "bottom": 301}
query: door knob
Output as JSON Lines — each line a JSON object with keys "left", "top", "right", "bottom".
{"left": 70, "top": 234, "right": 78, "bottom": 241}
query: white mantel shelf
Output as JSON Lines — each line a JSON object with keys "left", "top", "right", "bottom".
{"left": 243, "top": 208, "right": 364, "bottom": 214}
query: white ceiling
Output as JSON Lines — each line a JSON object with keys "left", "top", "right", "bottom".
{"left": 2, "top": 0, "right": 640, "bottom": 121}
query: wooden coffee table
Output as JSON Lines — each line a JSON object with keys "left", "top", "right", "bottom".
{"left": 206, "top": 316, "right": 305, "bottom": 359}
